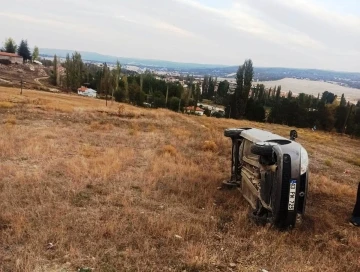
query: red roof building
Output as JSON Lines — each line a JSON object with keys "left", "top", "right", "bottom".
{"left": 0, "top": 52, "right": 23, "bottom": 64}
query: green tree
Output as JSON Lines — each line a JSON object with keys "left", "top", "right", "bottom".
{"left": 245, "top": 98, "right": 264, "bottom": 122}
{"left": 234, "top": 59, "right": 254, "bottom": 119}
{"left": 32, "top": 46, "right": 39, "bottom": 61}
{"left": 114, "top": 89, "right": 127, "bottom": 102}
{"left": 207, "top": 77, "right": 215, "bottom": 99}
{"left": 128, "top": 83, "right": 145, "bottom": 106}
{"left": 202, "top": 75, "right": 209, "bottom": 98}
{"left": 321, "top": 91, "right": 336, "bottom": 104}
{"left": 193, "top": 83, "right": 201, "bottom": 113}
{"left": 72, "top": 52, "right": 84, "bottom": 90}
{"left": 111, "top": 60, "right": 121, "bottom": 101}
{"left": 64, "top": 54, "right": 71, "bottom": 90}
{"left": 123, "top": 76, "right": 129, "bottom": 102}
{"left": 257, "top": 84, "right": 265, "bottom": 103}
{"left": 17, "top": 40, "right": 31, "bottom": 62}
{"left": 217, "top": 80, "right": 229, "bottom": 98}
{"left": 287, "top": 91, "right": 293, "bottom": 99}
{"left": 100, "top": 63, "right": 111, "bottom": 105}
{"left": 153, "top": 91, "right": 166, "bottom": 108}
{"left": 3, "top": 38, "right": 17, "bottom": 53}
{"left": 233, "top": 65, "right": 244, "bottom": 118}
{"left": 169, "top": 97, "right": 180, "bottom": 111}
{"left": 51, "top": 55, "right": 59, "bottom": 86}
{"left": 276, "top": 85, "right": 281, "bottom": 103}
{"left": 340, "top": 93, "right": 347, "bottom": 107}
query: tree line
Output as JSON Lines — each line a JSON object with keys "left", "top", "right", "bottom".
{"left": 7, "top": 40, "right": 356, "bottom": 138}
{"left": 205, "top": 59, "right": 360, "bottom": 137}
{"left": 51, "top": 51, "right": 195, "bottom": 111}
{"left": 1, "top": 37, "right": 39, "bottom": 62}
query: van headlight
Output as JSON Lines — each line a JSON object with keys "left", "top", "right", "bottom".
{"left": 300, "top": 147, "right": 309, "bottom": 175}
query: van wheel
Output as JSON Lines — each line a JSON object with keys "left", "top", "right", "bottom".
{"left": 251, "top": 142, "right": 276, "bottom": 157}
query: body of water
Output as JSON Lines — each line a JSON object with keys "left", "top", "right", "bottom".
{"left": 219, "top": 77, "right": 360, "bottom": 104}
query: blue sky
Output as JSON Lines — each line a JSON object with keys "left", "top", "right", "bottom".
{"left": 0, "top": 0, "right": 359, "bottom": 72}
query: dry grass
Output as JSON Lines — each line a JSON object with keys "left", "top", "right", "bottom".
{"left": 4, "top": 114, "right": 17, "bottom": 125}
{"left": 0, "top": 86, "right": 360, "bottom": 272}
{"left": 347, "top": 158, "right": 360, "bottom": 167}
{"left": 162, "top": 145, "right": 178, "bottom": 156}
{"left": 0, "top": 101, "right": 14, "bottom": 108}
{"left": 202, "top": 140, "right": 218, "bottom": 152}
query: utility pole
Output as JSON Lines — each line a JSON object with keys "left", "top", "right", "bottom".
{"left": 20, "top": 79, "right": 23, "bottom": 95}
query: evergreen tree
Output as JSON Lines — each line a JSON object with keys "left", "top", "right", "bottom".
{"left": 111, "top": 60, "right": 121, "bottom": 101}
{"left": 100, "top": 63, "right": 111, "bottom": 104}
{"left": 208, "top": 76, "right": 215, "bottom": 99}
{"left": 233, "top": 65, "right": 244, "bottom": 118}
{"left": 258, "top": 84, "right": 265, "bottom": 103}
{"left": 17, "top": 40, "right": 31, "bottom": 62}
{"left": 340, "top": 93, "right": 347, "bottom": 107}
{"left": 202, "top": 75, "right": 209, "bottom": 98}
{"left": 52, "top": 55, "right": 59, "bottom": 86}
{"left": 287, "top": 91, "right": 293, "bottom": 99}
{"left": 276, "top": 85, "right": 281, "bottom": 103}
{"left": 193, "top": 83, "right": 201, "bottom": 113}
{"left": 3, "top": 38, "right": 17, "bottom": 53}
{"left": 64, "top": 54, "right": 71, "bottom": 90}
{"left": 241, "top": 59, "right": 254, "bottom": 116}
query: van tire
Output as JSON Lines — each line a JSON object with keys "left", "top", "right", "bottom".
{"left": 251, "top": 142, "right": 274, "bottom": 157}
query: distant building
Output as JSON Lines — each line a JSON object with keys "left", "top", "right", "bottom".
{"left": 77, "top": 86, "right": 97, "bottom": 98}
{"left": 33, "top": 60, "right": 43, "bottom": 65}
{"left": 185, "top": 106, "right": 205, "bottom": 116}
{"left": 0, "top": 52, "right": 23, "bottom": 64}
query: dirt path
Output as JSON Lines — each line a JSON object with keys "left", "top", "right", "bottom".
{"left": 0, "top": 78, "right": 11, "bottom": 83}
{"left": 34, "top": 76, "right": 49, "bottom": 85}
{"left": 34, "top": 76, "right": 60, "bottom": 92}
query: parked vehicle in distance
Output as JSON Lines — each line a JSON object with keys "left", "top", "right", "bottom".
{"left": 223, "top": 128, "right": 309, "bottom": 230}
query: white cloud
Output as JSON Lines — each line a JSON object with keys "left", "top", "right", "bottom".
{"left": 0, "top": 0, "right": 359, "bottom": 71}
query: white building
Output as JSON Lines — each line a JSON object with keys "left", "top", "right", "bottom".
{"left": 185, "top": 106, "right": 205, "bottom": 116}
{"left": 77, "top": 86, "right": 97, "bottom": 98}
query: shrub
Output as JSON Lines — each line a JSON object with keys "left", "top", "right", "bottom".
{"left": 169, "top": 97, "right": 180, "bottom": 112}
{"left": 128, "top": 84, "right": 145, "bottom": 106}
{"left": 153, "top": 96, "right": 166, "bottom": 108}
{"left": 114, "top": 89, "right": 127, "bottom": 102}
{"left": 135, "top": 91, "right": 146, "bottom": 106}
{"left": 325, "top": 159, "right": 332, "bottom": 167}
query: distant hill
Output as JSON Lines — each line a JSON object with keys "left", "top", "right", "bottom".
{"left": 39, "top": 48, "right": 360, "bottom": 89}
{"left": 39, "top": 48, "right": 228, "bottom": 70}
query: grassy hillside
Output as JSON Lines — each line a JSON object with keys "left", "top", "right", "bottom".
{"left": 0, "top": 87, "right": 359, "bottom": 272}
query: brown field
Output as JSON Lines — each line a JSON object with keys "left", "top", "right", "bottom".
{"left": 0, "top": 86, "right": 360, "bottom": 272}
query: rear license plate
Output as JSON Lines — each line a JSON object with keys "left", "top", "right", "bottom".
{"left": 288, "top": 180, "right": 297, "bottom": 210}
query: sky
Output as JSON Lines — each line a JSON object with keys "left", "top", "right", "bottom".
{"left": 0, "top": 0, "right": 359, "bottom": 72}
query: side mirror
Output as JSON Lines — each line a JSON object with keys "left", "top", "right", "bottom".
{"left": 290, "top": 130, "right": 298, "bottom": 141}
